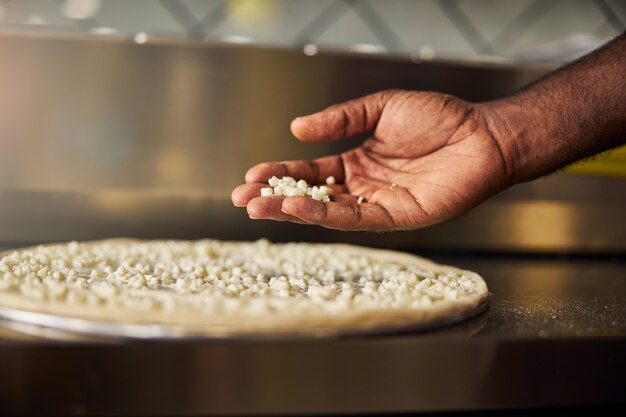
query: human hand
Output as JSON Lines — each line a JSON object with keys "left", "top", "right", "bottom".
{"left": 231, "top": 89, "right": 514, "bottom": 231}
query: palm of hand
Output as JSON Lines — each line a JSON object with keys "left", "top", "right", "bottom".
{"left": 232, "top": 90, "right": 509, "bottom": 231}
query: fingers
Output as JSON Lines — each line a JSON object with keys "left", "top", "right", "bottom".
{"left": 246, "top": 196, "right": 307, "bottom": 223}
{"left": 231, "top": 183, "right": 265, "bottom": 207}
{"left": 232, "top": 184, "right": 393, "bottom": 230}
{"left": 281, "top": 197, "right": 395, "bottom": 231}
{"left": 290, "top": 90, "right": 393, "bottom": 142}
{"left": 232, "top": 184, "right": 307, "bottom": 223}
{"left": 331, "top": 194, "right": 360, "bottom": 205}
{"left": 245, "top": 155, "right": 345, "bottom": 185}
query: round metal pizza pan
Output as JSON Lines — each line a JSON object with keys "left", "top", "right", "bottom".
{"left": 0, "top": 298, "right": 489, "bottom": 340}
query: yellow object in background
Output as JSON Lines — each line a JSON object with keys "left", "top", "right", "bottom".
{"left": 564, "top": 145, "right": 626, "bottom": 178}
{"left": 228, "top": 0, "right": 281, "bottom": 29}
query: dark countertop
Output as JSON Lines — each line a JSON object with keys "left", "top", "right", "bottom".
{"left": 442, "top": 255, "right": 626, "bottom": 338}
{"left": 0, "top": 255, "right": 624, "bottom": 415}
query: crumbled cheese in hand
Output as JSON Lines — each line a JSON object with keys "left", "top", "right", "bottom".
{"left": 0, "top": 240, "right": 480, "bottom": 316}
{"left": 262, "top": 176, "right": 332, "bottom": 202}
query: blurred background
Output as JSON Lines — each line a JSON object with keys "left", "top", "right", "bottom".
{"left": 1, "top": 0, "right": 625, "bottom": 62}
{"left": 0, "top": 0, "right": 624, "bottom": 252}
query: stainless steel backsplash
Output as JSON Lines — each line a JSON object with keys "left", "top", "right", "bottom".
{"left": 0, "top": 33, "right": 543, "bottom": 191}
{"left": 0, "top": 33, "right": 624, "bottom": 253}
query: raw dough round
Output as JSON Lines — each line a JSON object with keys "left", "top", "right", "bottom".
{"left": 0, "top": 239, "right": 488, "bottom": 337}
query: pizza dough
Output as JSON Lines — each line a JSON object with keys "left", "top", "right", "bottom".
{"left": 0, "top": 239, "right": 488, "bottom": 337}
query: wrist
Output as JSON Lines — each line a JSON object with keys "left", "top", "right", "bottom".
{"left": 478, "top": 95, "right": 547, "bottom": 185}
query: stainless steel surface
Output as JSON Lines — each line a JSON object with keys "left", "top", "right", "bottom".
{"left": 1, "top": 33, "right": 624, "bottom": 253}
{"left": 0, "top": 256, "right": 624, "bottom": 415}
{"left": 0, "top": 33, "right": 544, "bottom": 191}
{"left": 1, "top": 173, "right": 625, "bottom": 253}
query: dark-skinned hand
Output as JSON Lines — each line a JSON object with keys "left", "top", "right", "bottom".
{"left": 232, "top": 90, "right": 512, "bottom": 231}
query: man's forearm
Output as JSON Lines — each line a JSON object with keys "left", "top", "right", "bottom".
{"left": 483, "top": 32, "right": 626, "bottom": 184}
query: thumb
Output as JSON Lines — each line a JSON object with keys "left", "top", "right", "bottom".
{"left": 290, "top": 90, "right": 393, "bottom": 142}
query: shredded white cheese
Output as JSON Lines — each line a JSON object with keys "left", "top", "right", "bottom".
{"left": 0, "top": 240, "right": 480, "bottom": 316}
{"left": 261, "top": 176, "right": 332, "bottom": 202}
